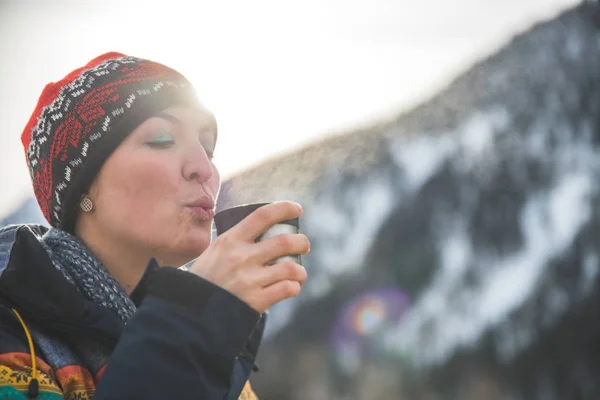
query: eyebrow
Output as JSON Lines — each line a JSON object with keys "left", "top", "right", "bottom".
{"left": 155, "top": 111, "right": 218, "bottom": 144}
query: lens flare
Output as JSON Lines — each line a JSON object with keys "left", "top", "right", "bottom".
{"left": 353, "top": 296, "right": 387, "bottom": 336}
{"left": 330, "top": 287, "right": 411, "bottom": 373}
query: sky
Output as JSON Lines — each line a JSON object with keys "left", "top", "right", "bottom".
{"left": 0, "top": 0, "right": 580, "bottom": 218}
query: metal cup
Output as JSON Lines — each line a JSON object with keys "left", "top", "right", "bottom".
{"left": 214, "top": 202, "right": 301, "bottom": 265}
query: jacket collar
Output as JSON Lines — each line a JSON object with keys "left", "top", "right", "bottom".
{"left": 0, "top": 224, "right": 124, "bottom": 344}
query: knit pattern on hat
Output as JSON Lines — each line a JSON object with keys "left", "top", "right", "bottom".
{"left": 21, "top": 52, "right": 200, "bottom": 231}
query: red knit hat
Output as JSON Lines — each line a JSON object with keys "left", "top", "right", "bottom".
{"left": 21, "top": 52, "right": 201, "bottom": 232}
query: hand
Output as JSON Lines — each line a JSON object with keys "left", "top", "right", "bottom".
{"left": 188, "top": 201, "right": 310, "bottom": 313}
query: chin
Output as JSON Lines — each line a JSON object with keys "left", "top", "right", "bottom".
{"left": 178, "top": 235, "right": 211, "bottom": 259}
{"left": 160, "top": 225, "right": 211, "bottom": 265}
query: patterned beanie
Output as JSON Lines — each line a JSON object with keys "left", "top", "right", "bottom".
{"left": 21, "top": 52, "right": 201, "bottom": 232}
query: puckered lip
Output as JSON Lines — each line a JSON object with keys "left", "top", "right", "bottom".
{"left": 185, "top": 197, "right": 215, "bottom": 210}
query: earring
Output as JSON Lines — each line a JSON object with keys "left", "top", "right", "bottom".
{"left": 80, "top": 197, "right": 94, "bottom": 213}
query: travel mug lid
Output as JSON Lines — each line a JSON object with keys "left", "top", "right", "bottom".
{"left": 214, "top": 202, "right": 300, "bottom": 235}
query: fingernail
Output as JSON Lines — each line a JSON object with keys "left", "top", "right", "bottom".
{"left": 294, "top": 202, "right": 303, "bottom": 213}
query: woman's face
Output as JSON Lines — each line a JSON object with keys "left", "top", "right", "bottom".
{"left": 85, "top": 105, "right": 220, "bottom": 266}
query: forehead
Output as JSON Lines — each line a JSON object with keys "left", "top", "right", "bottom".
{"left": 159, "top": 105, "right": 218, "bottom": 130}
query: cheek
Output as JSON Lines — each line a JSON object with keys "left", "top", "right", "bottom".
{"left": 97, "top": 156, "right": 180, "bottom": 226}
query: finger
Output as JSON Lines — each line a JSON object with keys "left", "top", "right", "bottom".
{"left": 256, "top": 261, "right": 307, "bottom": 288}
{"left": 252, "top": 233, "right": 310, "bottom": 265}
{"left": 259, "top": 280, "right": 302, "bottom": 310}
{"left": 228, "top": 201, "right": 302, "bottom": 241}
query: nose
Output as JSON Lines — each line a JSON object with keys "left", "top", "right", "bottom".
{"left": 182, "top": 141, "right": 214, "bottom": 183}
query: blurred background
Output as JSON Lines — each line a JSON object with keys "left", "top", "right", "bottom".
{"left": 2, "top": 0, "right": 599, "bottom": 399}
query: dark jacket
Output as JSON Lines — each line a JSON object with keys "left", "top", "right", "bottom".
{"left": 0, "top": 224, "right": 264, "bottom": 399}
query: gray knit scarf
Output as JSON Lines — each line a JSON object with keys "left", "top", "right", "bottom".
{"left": 41, "top": 228, "right": 137, "bottom": 322}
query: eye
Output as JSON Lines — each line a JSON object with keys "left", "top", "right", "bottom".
{"left": 200, "top": 135, "right": 216, "bottom": 160}
{"left": 146, "top": 132, "right": 175, "bottom": 148}
{"left": 203, "top": 144, "right": 215, "bottom": 160}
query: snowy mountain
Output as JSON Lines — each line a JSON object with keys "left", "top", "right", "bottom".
{"left": 0, "top": 196, "right": 46, "bottom": 227}
{"left": 219, "top": 2, "right": 600, "bottom": 399}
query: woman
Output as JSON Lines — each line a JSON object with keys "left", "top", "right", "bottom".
{"left": 0, "top": 52, "right": 309, "bottom": 399}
